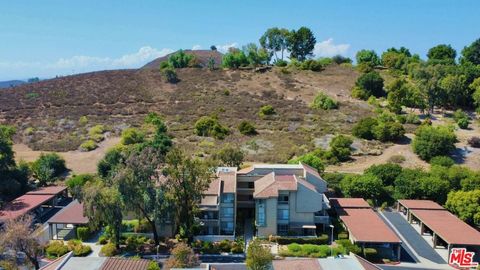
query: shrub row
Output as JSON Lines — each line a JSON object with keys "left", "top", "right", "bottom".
{"left": 272, "top": 235, "right": 329, "bottom": 245}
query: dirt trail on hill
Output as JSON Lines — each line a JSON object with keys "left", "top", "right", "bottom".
{"left": 13, "top": 137, "right": 120, "bottom": 174}
{"left": 326, "top": 135, "right": 429, "bottom": 174}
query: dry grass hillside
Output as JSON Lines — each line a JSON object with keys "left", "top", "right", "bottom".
{"left": 0, "top": 64, "right": 371, "bottom": 164}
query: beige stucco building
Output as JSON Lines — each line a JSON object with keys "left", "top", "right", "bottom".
{"left": 196, "top": 163, "right": 330, "bottom": 240}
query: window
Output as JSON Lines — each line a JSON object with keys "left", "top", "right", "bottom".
{"left": 277, "top": 224, "right": 289, "bottom": 236}
{"left": 278, "top": 194, "right": 289, "bottom": 204}
{"left": 277, "top": 209, "right": 289, "bottom": 221}
{"left": 221, "top": 221, "right": 234, "bottom": 235}
{"left": 221, "top": 193, "right": 234, "bottom": 203}
{"left": 248, "top": 182, "right": 255, "bottom": 188}
{"left": 221, "top": 207, "right": 234, "bottom": 218}
{"left": 257, "top": 200, "right": 266, "bottom": 226}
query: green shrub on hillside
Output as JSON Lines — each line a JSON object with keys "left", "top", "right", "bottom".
{"left": 352, "top": 71, "right": 385, "bottom": 100}
{"left": 258, "top": 105, "right": 276, "bottom": 118}
{"left": 413, "top": 125, "right": 456, "bottom": 161}
{"left": 194, "top": 116, "right": 229, "bottom": 139}
{"left": 80, "top": 140, "right": 98, "bottom": 151}
{"left": 430, "top": 156, "right": 455, "bottom": 167}
{"left": 238, "top": 121, "right": 257, "bottom": 135}
{"left": 310, "top": 92, "right": 338, "bottom": 110}
{"left": 121, "top": 128, "right": 145, "bottom": 145}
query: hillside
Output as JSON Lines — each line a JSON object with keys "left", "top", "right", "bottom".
{"left": 0, "top": 80, "right": 26, "bottom": 88}
{"left": 0, "top": 63, "right": 371, "bottom": 164}
{"left": 142, "top": 49, "right": 224, "bottom": 69}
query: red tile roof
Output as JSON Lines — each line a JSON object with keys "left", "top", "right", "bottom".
{"left": 337, "top": 208, "right": 401, "bottom": 243}
{"left": 205, "top": 178, "right": 221, "bottom": 195}
{"left": 410, "top": 209, "right": 480, "bottom": 245}
{"left": 48, "top": 200, "right": 88, "bottom": 225}
{"left": 0, "top": 194, "right": 55, "bottom": 221}
{"left": 398, "top": 199, "right": 444, "bottom": 210}
{"left": 330, "top": 198, "right": 371, "bottom": 209}
{"left": 99, "top": 257, "right": 151, "bottom": 270}
{"left": 26, "top": 185, "right": 67, "bottom": 195}
{"left": 300, "top": 162, "right": 321, "bottom": 178}
{"left": 272, "top": 259, "right": 322, "bottom": 270}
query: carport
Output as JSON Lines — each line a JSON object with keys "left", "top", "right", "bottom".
{"left": 331, "top": 198, "right": 402, "bottom": 261}
{"left": 47, "top": 200, "right": 88, "bottom": 240}
{"left": 397, "top": 199, "right": 444, "bottom": 223}
{"left": 407, "top": 204, "right": 480, "bottom": 261}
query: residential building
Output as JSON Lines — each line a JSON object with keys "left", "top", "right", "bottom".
{"left": 196, "top": 163, "right": 330, "bottom": 240}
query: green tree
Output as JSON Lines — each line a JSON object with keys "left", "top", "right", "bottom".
{"left": 168, "top": 50, "right": 197, "bottom": 68}
{"left": 329, "top": 135, "right": 353, "bottom": 162}
{"left": 364, "top": 163, "right": 403, "bottom": 186}
{"left": 439, "top": 74, "right": 469, "bottom": 108}
{"left": 412, "top": 125, "right": 457, "bottom": 161}
{"left": 97, "top": 146, "right": 126, "bottom": 178}
{"left": 419, "top": 176, "right": 450, "bottom": 204}
{"left": 163, "top": 149, "right": 213, "bottom": 241}
{"left": 287, "top": 27, "right": 316, "bottom": 61}
{"left": 243, "top": 43, "right": 270, "bottom": 67}
{"left": 222, "top": 48, "right": 249, "bottom": 69}
{"left": 31, "top": 153, "right": 67, "bottom": 186}
{"left": 352, "top": 117, "right": 378, "bottom": 140}
{"left": 213, "top": 145, "right": 245, "bottom": 168}
{"left": 446, "top": 190, "right": 480, "bottom": 226}
{"left": 356, "top": 49, "right": 380, "bottom": 70}
{"left": 372, "top": 121, "right": 405, "bottom": 142}
{"left": 259, "top": 27, "right": 290, "bottom": 61}
{"left": 427, "top": 44, "right": 456, "bottom": 64}
{"left": 114, "top": 147, "right": 172, "bottom": 246}
{"left": 246, "top": 240, "right": 273, "bottom": 270}
{"left": 461, "top": 38, "right": 480, "bottom": 65}
{"left": 393, "top": 168, "right": 426, "bottom": 199}
{"left": 353, "top": 71, "right": 385, "bottom": 99}
{"left": 340, "top": 174, "right": 384, "bottom": 202}
{"left": 66, "top": 174, "right": 96, "bottom": 198}
{"left": 288, "top": 151, "right": 325, "bottom": 173}
{"left": 469, "top": 77, "right": 480, "bottom": 109}
{"left": 80, "top": 181, "right": 123, "bottom": 248}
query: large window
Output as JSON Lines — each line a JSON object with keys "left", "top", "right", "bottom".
{"left": 257, "top": 200, "right": 266, "bottom": 226}
{"left": 278, "top": 194, "right": 289, "bottom": 204}
{"left": 220, "top": 221, "right": 234, "bottom": 235}
{"left": 277, "top": 209, "right": 289, "bottom": 221}
{"left": 221, "top": 193, "right": 235, "bottom": 203}
{"left": 221, "top": 207, "right": 234, "bottom": 218}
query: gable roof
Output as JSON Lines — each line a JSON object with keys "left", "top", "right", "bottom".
{"left": 100, "top": 257, "right": 151, "bottom": 270}
{"left": 272, "top": 259, "right": 322, "bottom": 270}
{"left": 254, "top": 173, "right": 297, "bottom": 198}
{"left": 48, "top": 200, "right": 88, "bottom": 225}
{"left": 0, "top": 194, "right": 55, "bottom": 222}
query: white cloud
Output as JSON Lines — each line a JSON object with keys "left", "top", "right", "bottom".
{"left": 313, "top": 38, "right": 350, "bottom": 57}
{"left": 216, "top": 42, "right": 238, "bottom": 53}
{"left": 192, "top": 45, "right": 202, "bottom": 50}
{"left": 0, "top": 46, "right": 174, "bottom": 80}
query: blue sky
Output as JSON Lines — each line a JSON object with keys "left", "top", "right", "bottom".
{"left": 0, "top": 0, "right": 479, "bottom": 80}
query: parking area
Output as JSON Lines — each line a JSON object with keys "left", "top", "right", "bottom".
{"left": 381, "top": 211, "right": 446, "bottom": 264}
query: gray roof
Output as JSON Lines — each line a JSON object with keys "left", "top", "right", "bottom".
{"left": 61, "top": 257, "right": 106, "bottom": 270}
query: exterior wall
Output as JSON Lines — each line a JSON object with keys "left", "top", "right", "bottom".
{"left": 290, "top": 191, "right": 315, "bottom": 224}
{"left": 305, "top": 172, "right": 327, "bottom": 193}
{"left": 257, "top": 198, "right": 277, "bottom": 236}
{"left": 295, "top": 184, "right": 324, "bottom": 213}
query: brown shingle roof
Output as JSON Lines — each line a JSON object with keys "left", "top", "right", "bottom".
{"left": 26, "top": 185, "right": 67, "bottom": 195}
{"left": 48, "top": 200, "right": 88, "bottom": 225}
{"left": 398, "top": 199, "right": 444, "bottom": 210}
{"left": 272, "top": 259, "right": 322, "bottom": 270}
{"left": 410, "top": 209, "right": 480, "bottom": 245}
{"left": 99, "top": 257, "right": 151, "bottom": 270}
{"left": 205, "top": 178, "right": 221, "bottom": 195}
{"left": 337, "top": 208, "right": 401, "bottom": 243}
{"left": 330, "top": 198, "right": 371, "bottom": 209}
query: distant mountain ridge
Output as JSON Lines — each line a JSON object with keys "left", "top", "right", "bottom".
{"left": 0, "top": 80, "right": 26, "bottom": 89}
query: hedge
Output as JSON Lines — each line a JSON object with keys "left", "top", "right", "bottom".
{"left": 77, "top": 226, "right": 90, "bottom": 241}
{"left": 275, "top": 235, "right": 329, "bottom": 245}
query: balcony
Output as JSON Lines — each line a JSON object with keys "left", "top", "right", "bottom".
{"left": 314, "top": 214, "right": 330, "bottom": 224}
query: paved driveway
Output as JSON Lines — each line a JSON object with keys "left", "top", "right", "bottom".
{"left": 381, "top": 211, "right": 446, "bottom": 264}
